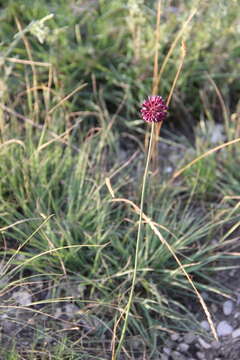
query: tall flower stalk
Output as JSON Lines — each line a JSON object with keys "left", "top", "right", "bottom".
{"left": 114, "top": 96, "right": 168, "bottom": 359}
{"left": 113, "top": 2, "right": 190, "bottom": 357}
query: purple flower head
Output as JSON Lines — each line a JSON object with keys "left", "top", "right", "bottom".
{"left": 140, "top": 95, "right": 168, "bottom": 123}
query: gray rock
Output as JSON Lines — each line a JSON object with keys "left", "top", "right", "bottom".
{"left": 234, "top": 312, "right": 240, "bottom": 319}
{"left": 54, "top": 307, "right": 62, "bottom": 318}
{"left": 160, "top": 355, "right": 169, "bottom": 360}
{"left": 237, "top": 293, "right": 240, "bottom": 305}
{"left": 217, "top": 320, "right": 233, "bottom": 336}
{"left": 177, "top": 343, "right": 189, "bottom": 352}
{"left": 196, "top": 352, "right": 205, "bottom": 360}
{"left": 184, "top": 332, "right": 195, "bottom": 344}
{"left": 171, "top": 351, "right": 186, "bottom": 360}
{"left": 65, "top": 303, "right": 79, "bottom": 318}
{"left": 164, "top": 166, "right": 173, "bottom": 174}
{"left": 12, "top": 290, "right": 32, "bottom": 306}
{"left": 211, "top": 303, "right": 218, "bottom": 313}
{"left": 232, "top": 328, "right": 240, "bottom": 338}
{"left": 2, "top": 319, "right": 15, "bottom": 333}
{"left": 200, "top": 320, "right": 210, "bottom": 331}
{"left": 163, "top": 347, "right": 171, "bottom": 355}
{"left": 198, "top": 337, "right": 211, "bottom": 349}
{"left": 223, "top": 300, "right": 234, "bottom": 316}
{"left": 230, "top": 269, "right": 236, "bottom": 277}
{"left": 171, "top": 333, "right": 180, "bottom": 341}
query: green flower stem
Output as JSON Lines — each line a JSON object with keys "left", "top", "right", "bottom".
{"left": 115, "top": 123, "right": 155, "bottom": 359}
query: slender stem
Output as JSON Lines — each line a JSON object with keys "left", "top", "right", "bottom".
{"left": 115, "top": 123, "right": 155, "bottom": 359}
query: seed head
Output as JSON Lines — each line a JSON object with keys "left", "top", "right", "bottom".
{"left": 140, "top": 95, "right": 168, "bottom": 123}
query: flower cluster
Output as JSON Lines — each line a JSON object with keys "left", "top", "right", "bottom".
{"left": 140, "top": 95, "right": 168, "bottom": 123}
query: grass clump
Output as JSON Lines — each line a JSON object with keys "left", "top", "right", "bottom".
{"left": 0, "top": 0, "right": 240, "bottom": 359}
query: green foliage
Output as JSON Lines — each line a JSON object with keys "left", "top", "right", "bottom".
{"left": 0, "top": 0, "right": 239, "bottom": 131}
{"left": 184, "top": 148, "right": 218, "bottom": 199}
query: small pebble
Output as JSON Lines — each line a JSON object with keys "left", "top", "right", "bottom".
{"left": 223, "top": 300, "right": 234, "bottom": 316}
{"left": 237, "top": 293, "right": 240, "bottom": 305}
{"left": 211, "top": 303, "right": 218, "bottom": 313}
{"left": 21, "top": 341, "right": 29, "bottom": 346}
{"left": 161, "top": 355, "right": 169, "bottom": 360}
{"left": 198, "top": 337, "right": 211, "bottom": 349}
{"left": 230, "top": 269, "right": 236, "bottom": 277}
{"left": 0, "top": 314, "right": 8, "bottom": 319}
{"left": 217, "top": 320, "right": 233, "bottom": 336}
{"left": 196, "top": 352, "right": 205, "bottom": 360}
{"left": 177, "top": 343, "right": 189, "bottom": 352}
{"left": 200, "top": 320, "right": 210, "bottom": 331}
{"left": 163, "top": 347, "right": 171, "bottom": 355}
{"left": 54, "top": 307, "right": 62, "bottom": 318}
{"left": 2, "top": 319, "right": 15, "bottom": 333}
{"left": 170, "top": 333, "right": 180, "bottom": 341}
{"left": 232, "top": 328, "right": 240, "bottom": 338}
{"left": 195, "top": 342, "right": 200, "bottom": 349}
{"left": 184, "top": 332, "right": 195, "bottom": 344}
{"left": 12, "top": 290, "right": 32, "bottom": 306}
{"left": 234, "top": 312, "right": 240, "bottom": 319}
{"left": 164, "top": 166, "right": 173, "bottom": 174}
{"left": 171, "top": 351, "right": 186, "bottom": 360}
{"left": 65, "top": 303, "right": 79, "bottom": 318}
